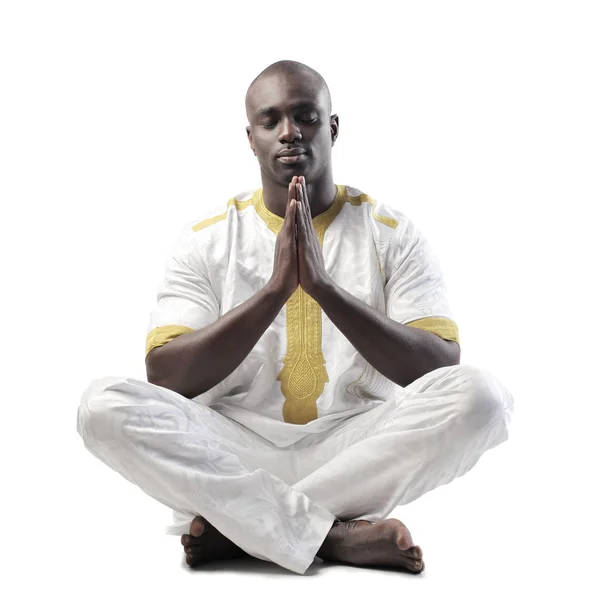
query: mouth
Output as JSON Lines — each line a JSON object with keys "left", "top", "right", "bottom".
{"left": 277, "top": 152, "right": 308, "bottom": 164}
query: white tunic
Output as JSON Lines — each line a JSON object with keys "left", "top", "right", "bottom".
{"left": 78, "top": 185, "right": 515, "bottom": 575}
{"left": 145, "top": 184, "right": 460, "bottom": 448}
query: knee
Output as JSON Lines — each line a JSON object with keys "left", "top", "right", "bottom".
{"left": 452, "top": 365, "right": 514, "bottom": 435}
{"left": 77, "top": 376, "right": 132, "bottom": 447}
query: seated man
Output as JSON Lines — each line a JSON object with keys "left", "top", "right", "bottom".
{"left": 77, "top": 60, "right": 514, "bottom": 576}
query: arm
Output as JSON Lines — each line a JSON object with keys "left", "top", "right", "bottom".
{"left": 146, "top": 187, "right": 299, "bottom": 400}
{"left": 146, "top": 279, "right": 290, "bottom": 398}
{"left": 293, "top": 176, "right": 460, "bottom": 389}
{"left": 312, "top": 281, "right": 460, "bottom": 388}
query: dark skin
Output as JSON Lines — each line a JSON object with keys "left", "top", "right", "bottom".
{"left": 245, "top": 70, "right": 339, "bottom": 220}
{"left": 181, "top": 69, "right": 429, "bottom": 573}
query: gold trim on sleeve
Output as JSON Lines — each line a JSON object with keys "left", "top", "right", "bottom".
{"left": 145, "top": 324, "right": 195, "bottom": 358}
{"left": 404, "top": 317, "right": 460, "bottom": 346}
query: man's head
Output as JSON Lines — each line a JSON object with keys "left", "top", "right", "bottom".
{"left": 245, "top": 60, "right": 339, "bottom": 187}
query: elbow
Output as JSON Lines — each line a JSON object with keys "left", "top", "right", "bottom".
{"left": 441, "top": 340, "right": 461, "bottom": 367}
{"left": 408, "top": 342, "right": 461, "bottom": 385}
{"left": 145, "top": 347, "right": 166, "bottom": 387}
{"left": 450, "top": 342, "right": 461, "bottom": 365}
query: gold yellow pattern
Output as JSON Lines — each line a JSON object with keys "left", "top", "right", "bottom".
{"left": 145, "top": 324, "right": 195, "bottom": 358}
{"left": 254, "top": 186, "right": 350, "bottom": 424}
{"left": 153, "top": 188, "right": 459, "bottom": 425}
{"left": 192, "top": 197, "right": 255, "bottom": 232}
{"left": 405, "top": 316, "right": 461, "bottom": 346}
{"left": 253, "top": 185, "right": 444, "bottom": 424}
{"left": 345, "top": 190, "right": 399, "bottom": 229}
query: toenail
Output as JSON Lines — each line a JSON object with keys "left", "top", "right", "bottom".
{"left": 183, "top": 535, "right": 189, "bottom": 543}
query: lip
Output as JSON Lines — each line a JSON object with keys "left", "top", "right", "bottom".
{"left": 277, "top": 153, "right": 308, "bottom": 164}
{"left": 277, "top": 148, "right": 306, "bottom": 157}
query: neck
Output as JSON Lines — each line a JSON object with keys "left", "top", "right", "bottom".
{"left": 261, "top": 171, "right": 337, "bottom": 219}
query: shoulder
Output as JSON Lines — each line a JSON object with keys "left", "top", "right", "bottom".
{"left": 189, "top": 188, "right": 257, "bottom": 234}
{"left": 165, "top": 188, "right": 257, "bottom": 264}
{"left": 177, "top": 188, "right": 258, "bottom": 244}
{"left": 342, "top": 184, "right": 414, "bottom": 236}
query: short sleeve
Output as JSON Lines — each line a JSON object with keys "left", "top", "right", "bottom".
{"left": 145, "top": 221, "right": 220, "bottom": 358}
{"left": 384, "top": 218, "right": 460, "bottom": 346}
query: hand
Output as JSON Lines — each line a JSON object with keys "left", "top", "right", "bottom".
{"left": 269, "top": 179, "right": 299, "bottom": 299}
{"left": 295, "top": 175, "right": 332, "bottom": 299}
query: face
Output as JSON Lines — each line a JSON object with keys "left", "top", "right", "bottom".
{"left": 246, "top": 72, "right": 338, "bottom": 186}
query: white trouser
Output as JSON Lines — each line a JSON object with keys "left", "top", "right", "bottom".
{"left": 77, "top": 364, "right": 514, "bottom": 575}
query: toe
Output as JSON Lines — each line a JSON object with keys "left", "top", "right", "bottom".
{"left": 392, "top": 525, "right": 414, "bottom": 550}
{"left": 186, "top": 548, "right": 204, "bottom": 566}
{"left": 189, "top": 516, "right": 206, "bottom": 537}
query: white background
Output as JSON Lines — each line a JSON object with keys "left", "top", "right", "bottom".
{"left": 2, "top": 1, "right": 598, "bottom": 598}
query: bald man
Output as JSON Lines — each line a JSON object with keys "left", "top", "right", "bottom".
{"left": 77, "top": 60, "right": 514, "bottom": 575}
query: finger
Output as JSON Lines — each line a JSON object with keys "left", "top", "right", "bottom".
{"left": 296, "top": 184, "right": 305, "bottom": 235}
{"left": 290, "top": 199, "right": 297, "bottom": 232}
{"left": 297, "top": 183, "right": 309, "bottom": 231}
{"left": 296, "top": 202, "right": 302, "bottom": 239}
{"left": 293, "top": 200, "right": 298, "bottom": 240}
{"left": 302, "top": 178, "right": 312, "bottom": 219}
{"left": 296, "top": 182, "right": 304, "bottom": 215}
{"left": 286, "top": 182, "right": 294, "bottom": 216}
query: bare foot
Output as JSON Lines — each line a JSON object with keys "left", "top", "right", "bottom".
{"left": 316, "top": 518, "right": 425, "bottom": 573}
{"left": 181, "top": 516, "right": 248, "bottom": 567}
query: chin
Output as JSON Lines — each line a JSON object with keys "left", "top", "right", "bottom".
{"left": 277, "top": 167, "right": 310, "bottom": 184}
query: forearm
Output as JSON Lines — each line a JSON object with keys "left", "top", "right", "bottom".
{"left": 147, "top": 279, "right": 290, "bottom": 399}
{"left": 313, "top": 280, "right": 457, "bottom": 388}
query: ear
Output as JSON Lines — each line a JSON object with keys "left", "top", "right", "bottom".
{"left": 330, "top": 114, "right": 339, "bottom": 146}
{"left": 246, "top": 126, "right": 256, "bottom": 155}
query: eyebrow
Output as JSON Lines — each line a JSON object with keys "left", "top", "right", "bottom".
{"left": 256, "top": 101, "right": 318, "bottom": 117}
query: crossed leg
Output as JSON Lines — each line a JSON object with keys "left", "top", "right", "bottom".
{"left": 78, "top": 364, "right": 513, "bottom": 574}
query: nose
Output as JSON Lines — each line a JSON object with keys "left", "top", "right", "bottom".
{"left": 278, "top": 116, "right": 302, "bottom": 144}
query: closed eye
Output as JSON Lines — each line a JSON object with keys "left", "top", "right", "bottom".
{"left": 261, "top": 115, "right": 318, "bottom": 129}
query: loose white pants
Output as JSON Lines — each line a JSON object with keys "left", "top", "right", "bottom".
{"left": 77, "top": 364, "right": 514, "bottom": 575}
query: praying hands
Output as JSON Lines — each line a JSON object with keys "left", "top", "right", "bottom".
{"left": 290, "top": 175, "right": 334, "bottom": 300}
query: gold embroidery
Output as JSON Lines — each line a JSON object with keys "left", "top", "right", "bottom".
{"left": 145, "top": 324, "right": 195, "bottom": 358}
{"left": 404, "top": 317, "right": 460, "bottom": 346}
{"left": 192, "top": 197, "right": 255, "bottom": 232}
{"left": 253, "top": 185, "right": 409, "bottom": 424}
{"left": 254, "top": 186, "right": 348, "bottom": 424}
{"left": 278, "top": 287, "right": 329, "bottom": 424}
{"left": 345, "top": 190, "right": 399, "bottom": 229}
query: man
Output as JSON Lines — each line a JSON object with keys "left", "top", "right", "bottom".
{"left": 77, "top": 60, "right": 514, "bottom": 576}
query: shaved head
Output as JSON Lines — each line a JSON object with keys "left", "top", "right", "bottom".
{"left": 245, "top": 60, "right": 332, "bottom": 119}
{"left": 244, "top": 60, "right": 339, "bottom": 202}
